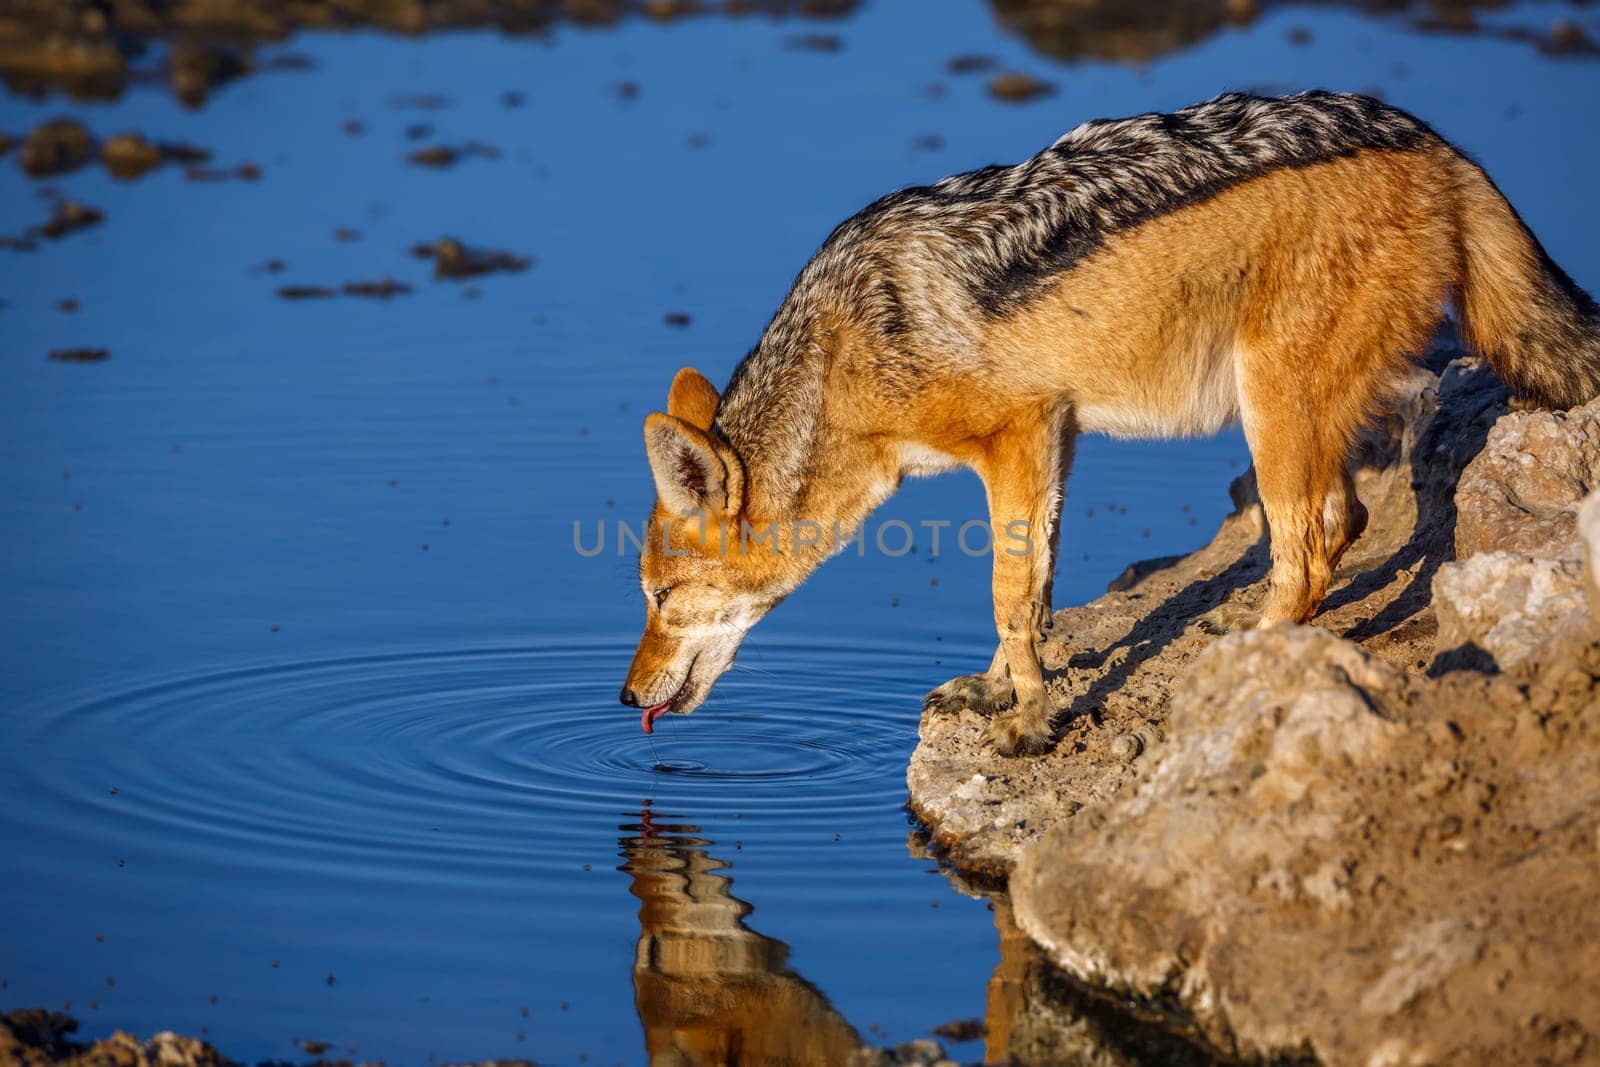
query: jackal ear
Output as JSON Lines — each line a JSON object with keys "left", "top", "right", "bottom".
{"left": 666, "top": 367, "right": 720, "bottom": 431}
{"left": 644, "top": 412, "right": 744, "bottom": 517}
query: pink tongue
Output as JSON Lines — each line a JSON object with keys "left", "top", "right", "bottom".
{"left": 641, "top": 701, "right": 673, "bottom": 734}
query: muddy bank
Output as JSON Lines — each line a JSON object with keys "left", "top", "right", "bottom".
{"left": 0, "top": 0, "right": 859, "bottom": 105}
{"left": 991, "top": 0, "right": 1598, "bottom": 65}
{"left": 6, "top": 0, "right": 1593, "bottom": 106}
{"left": 910, "top": 329, "right": 1600, "bottom": 1063}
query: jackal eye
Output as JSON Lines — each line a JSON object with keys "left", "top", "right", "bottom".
{"left": 652, "top": 587, "right": 672, "bottom": 608}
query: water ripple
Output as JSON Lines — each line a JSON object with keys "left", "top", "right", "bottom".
{"left": 4, "top": 638, "right": 968, "bottom": 893}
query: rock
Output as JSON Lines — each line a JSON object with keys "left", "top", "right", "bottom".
{"left": 1433, "top": 550, "right": 1593, "bottom": 670}
{"left": 0, "top": 1008, "right": 552, "bottom": 1067}
{"left": 1581, "top": 491, "right": 1600, "bottom": 620}
{"left": 1010, "top": 627, "right": 1600, "bottom": 1065}
{"left": 0, "top": 1011, "right": 236, "bottom": 1067}
{"left": 1454, "top": 398, "right": 1600, "bottom": 559}
{"left": 18, "top": 118, "right": 93, "bottom": 176}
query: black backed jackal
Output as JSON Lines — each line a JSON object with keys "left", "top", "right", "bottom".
{"left": 621, "top": 91, "right": 1600, "bottom": 756}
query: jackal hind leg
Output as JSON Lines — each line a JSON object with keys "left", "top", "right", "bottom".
{"left": 1200, "top": 459, "right": 1365, "bottom": 634}
{"left": 1223, "top": 369, "right": 1379, "bottom": 631}
{"left": 1325, "top": 466, "right": 1368, "bottom": 573}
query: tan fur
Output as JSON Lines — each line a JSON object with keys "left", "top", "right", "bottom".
{"left": 625, "top": 141, "right": 1595, "bottom": 756}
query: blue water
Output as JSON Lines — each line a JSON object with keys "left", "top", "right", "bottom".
{"left": 2, "top": 2, "right": 1597, "bottom": 1063}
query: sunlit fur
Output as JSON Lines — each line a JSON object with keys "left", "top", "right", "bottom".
{"left": 623, "top": 91, "right": 1600, "bottom": 755}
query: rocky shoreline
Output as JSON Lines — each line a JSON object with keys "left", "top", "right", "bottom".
{"left": 910, "top": 330, "right": 1599, "bottom": 1064}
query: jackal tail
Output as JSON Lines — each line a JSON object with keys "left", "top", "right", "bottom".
{"left": 1453, "top": 154, "right": 1600, "bottom": 409}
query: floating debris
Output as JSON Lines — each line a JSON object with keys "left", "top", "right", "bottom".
{"left": 663, "top": 311, "right": 692, "bottom": 327}
{"left": 786, "top": 32, "right": 842, "bottom": 52}
{"left": 1542, "top": 19, "right": 1600, "bottom": 56}
{"left": 988, "top": 72, "right": 1056, "bottom": 103}
{"left": 388, "top": 93, "right": 451, "bottom": 110}
{"left": 276, "top": 285, "right": 336, "bottom": 300}
{"left": 19, "top": 118, "right": 93, "bottom": 176}
{"left": 405, "top": 142, "right": 500, "bottom": 168}
{"left": 184, "top": 161, "right": 261, "bottom": 182}
{"left": 38, "top": 199, "right": 104, "bottom": 239}
{"left": 932, "top": 1018, "right": 985, "bottom": 1042}
{"left": 411, "top": 237, "right": 531, "bottom": 280}
{"left": 5, "top": 199, "right": 107, "bottom": 248}
{"left": 946, "top": 53, "right": 998, "bottom": 75}
{"left": 342, "top": 278, "right": 411, "bottom": 299}
{"left": 101, "top": 133, "right": 211, "bottom": 180}
{"left": 100, "top": 132, "right": 161, "bottom": 178}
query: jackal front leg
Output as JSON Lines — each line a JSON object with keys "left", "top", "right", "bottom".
{"left": 922, "top": 644, "right": 1013, "bottom": 719}
{"left": 979, "top": 408, "right": 1071, "bottom": 757}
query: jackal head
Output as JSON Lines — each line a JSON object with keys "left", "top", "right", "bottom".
{"left": 620, "top": 368, "right": 790, "bottom": 733}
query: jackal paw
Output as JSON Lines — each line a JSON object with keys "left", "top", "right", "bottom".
{"left": 923, "top": 672, "right": 1013, "bottom": 718}
{"left": 1197, "top": 601, "right": 1258, "bottom": 635}
{"left": 984, "top": 710, "right": 1053, "bottom": 758}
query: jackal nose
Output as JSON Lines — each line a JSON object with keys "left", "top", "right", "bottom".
{"left": 619, "top": 686, "right": 640, "bottom": 707}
